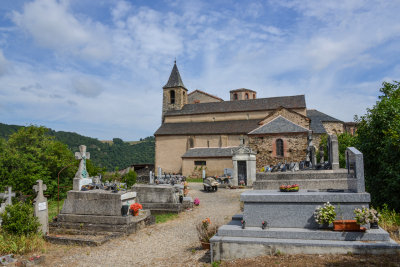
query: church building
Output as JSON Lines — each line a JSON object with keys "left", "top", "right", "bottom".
{"left": 154, "top": 62, "right": 345, "bottom": 185}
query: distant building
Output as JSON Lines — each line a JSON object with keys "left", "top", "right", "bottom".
{"left": 154, "top": 62, "right": 345, "bottom": 185}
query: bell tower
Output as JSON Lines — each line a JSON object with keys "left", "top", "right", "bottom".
{"left": 162, "top": 61, "right": 188, "bottom": 122}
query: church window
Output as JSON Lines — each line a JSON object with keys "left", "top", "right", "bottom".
{"left": 245, "top": 93, "right": 249, "bottom": 99}
{"left": 234, "top": 93, "right": 238, "bottom": 100}
{"left": 276, "top": 139, "right": 284, "bottom": 157}
{"left": 170, "top": 90, "right": 175, "bottom": 104}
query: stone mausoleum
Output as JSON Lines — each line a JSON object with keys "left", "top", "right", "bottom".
{"left": 154, "top": 62, "right": 346, "bottom": 184}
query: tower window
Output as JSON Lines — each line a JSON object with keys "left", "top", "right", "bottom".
{"left": 170, "top": 90, "right": 175, "bottom": 104}
{"left": 245, "top": 93, "right": 249, "bottom": 99}
{"left": 234, "top": 93, "right": 238, "bottom": 100}
{"left": 276, "top": 139, "right": 284, "bottom": 157}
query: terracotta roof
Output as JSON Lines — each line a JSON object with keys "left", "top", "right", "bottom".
{"left": 163, "top": 62, "right": 186, "bottom": 89}
{"left": 230, "top": 88, "right": 257, "bottom": 93}
{"left": 165, "top": 95, "right": 306, "bottom": 116}
{"left": 182, "top": 147, "right": 238, "bottom": 158}
{"left": 188, "top": 89, "right": 224, "bottom": 102}
{"left": 307, "top": 109, "right": 342, "bottom": 134}
{"left": 249, "top": 116, "right": 309, "bottom": 135}
{"left": 154, "top": 119, "right": 260, "bottom": 136}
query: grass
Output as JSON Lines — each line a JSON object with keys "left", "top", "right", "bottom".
{"left": 186, "top": 177, "right": 203, "bottom": 183}
{"left": 377, "top": 204, "right": 400, "bottom": 241}
{"left": 48, "top": 199, "right": 65, "bottom": 222}
{"left": 0, "top": 230, "right": 46, "bottom": 255}
{"left": 155, "top": 213, "right": 179, "bottom": 224}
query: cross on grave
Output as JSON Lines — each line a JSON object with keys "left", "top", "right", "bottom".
{"left": 33, "top": 180, "right": 49, "bottom": 235}
{"left": 33, "top": 180, "right": 47, "bottom": 200}
{"left": 0, "top": 187, "right": 16, "bottom": 206}
{"left": 75, "top": 145, "right": 90, "bottom": 179}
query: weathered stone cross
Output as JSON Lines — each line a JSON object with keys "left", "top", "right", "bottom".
{"left": 75, "top": 145, "right": 90, "bottom": 179}
{"left": 0, "top": 187, "right": 15, "bottom": 205}
{"left": 33, "top": 180, "right": 47, "bottom": 200}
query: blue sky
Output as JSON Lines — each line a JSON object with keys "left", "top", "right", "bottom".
{"left": 0, "top": 0, "right": 399, "bottom": 140}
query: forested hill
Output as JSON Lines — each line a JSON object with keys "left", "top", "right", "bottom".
{"left": 0, "top": 123, "right": 155, "bottom": 171}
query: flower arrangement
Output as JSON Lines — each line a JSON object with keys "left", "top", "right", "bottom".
{"left": 279, "top": 184, "right": 299, "bottom": 192}
{"left": 194, "top": 198, "right": 200, "bottom": 206}
{"left": 129, "top": 203, "right": 143, "bottom": 216}
{"left": 314, "top": 202, "right": 336, "bottom": 225}
{"left": 354, "top": 206, "right": 380, "bottom": 225}
{"left": 196, "top": 218, "right": 218, "bottom": 244}
{"left": 239, "top": 180, "right": 245, "bottom": 186}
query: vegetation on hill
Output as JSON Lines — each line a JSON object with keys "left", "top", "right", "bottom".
{"left": 0, "top": 123, "right": 155, "bottom": 171}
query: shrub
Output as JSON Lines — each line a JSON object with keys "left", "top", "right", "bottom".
{"left": 122, "top": 170, "right": 137, "bottom": 188}
{"left": 0, "top": 202, "right": 41, "bottom": 236}
{"left": 314, "top": 202, "right": 336, "bottom": 225}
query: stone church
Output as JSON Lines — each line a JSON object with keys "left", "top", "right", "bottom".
{"left": 154, "top": 62, "right": 345, "bottom": 185}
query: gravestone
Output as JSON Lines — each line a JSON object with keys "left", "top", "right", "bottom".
{"left": 346, "top": 147, "right": 365, "bottom": 193}
{"left": 319, "top": 145, "right": 325, "bottom": 164}
{"left": 202, "top": 169, "right": 206, "bottom": 179}
{"left": 158, "top": 167, "right": 162, "bottom": 179}
{"left": 33, "top": 180, "right": 48, "bottom": 235}
{"left": 328, "top": 134, "right": 339, "bottom": 170}
{"left": 0, "top": 187, "right": 16, "bottom": 224}
{"left": 149, "top": 171, "right": 154, "bottom": 184}
{"left": 73, "top": 145, "right": 92, "bottom": 191}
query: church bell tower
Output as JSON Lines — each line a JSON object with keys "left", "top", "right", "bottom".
{"left": 162, "top": 61, "right": 188, "bottom": 122}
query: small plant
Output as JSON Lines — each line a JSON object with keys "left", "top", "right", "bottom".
{"left": 354, "top": 206, "right": 380, "bottom": 225}
{"left": 194, "top": 198, "right": 200, "bottom": 206}
{"left": 0, "top": 202, "right": 41, "bottom": 236}
{"left": 279, "top": 184, "right": 299, "bottom": 192}
{"left": 314, "top": 202, "right": 336, "bottom": 225}
{"left": 196, "top": 218, "right": 218, "bottom": 244}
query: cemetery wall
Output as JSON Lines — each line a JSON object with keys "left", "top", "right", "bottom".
{"left": 155, "top": 135, "right": 187, "bottom": 174}
{"left": 182, "top": 157, "right": 233, "bottom": 177}
{"left": 322, "top": 122, "right": 344, "bottom": 135}
{"left": 249, "top": 134, "right": 308, "bottom": 170}
{"left": 258, "top": 108, "right": 310, "bottom": 129}
{"left": 164, "top": 108, "right": 307, "bottom": 123}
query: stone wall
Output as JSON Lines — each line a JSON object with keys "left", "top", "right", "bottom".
{"left": 258, "top": 108, "right": 310, "bottom": 128}
{"left": 182, "top": 157, "right": 233, "bottom": 177}
{"left": 249, "top": 134, "right": 308, "bottom": 170}
{"left": 322, "top": 122, "right": 344, "bottom": 135}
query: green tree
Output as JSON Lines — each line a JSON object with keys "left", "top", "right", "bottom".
{"left": 122, "top": 170, "right": 137, "bottom": 188}
{"left": 356, "top": 81, "right": 400, "bottom": 211}
{"left": 0, "top": 126, "right": 76, "bottom": 199}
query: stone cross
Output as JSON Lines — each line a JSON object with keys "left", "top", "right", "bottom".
{"left": 33, "top": 180, "right": 48, "bottom": 235}
{"left": 0, "top": 187, "right": 16, "bottom": 218}
{"left": 75, "top": 145, "right": 90, "bottom": 179}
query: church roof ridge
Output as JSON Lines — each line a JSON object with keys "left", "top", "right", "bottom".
{"left": 188, "top": 89, "right": 224, "bottom": 101}
{"left": 163, "top": 61, "right": 186, "bottom": 89}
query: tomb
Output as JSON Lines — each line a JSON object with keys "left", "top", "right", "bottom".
{"left": 210, "top": 146, "right": 400, "bottom": 261}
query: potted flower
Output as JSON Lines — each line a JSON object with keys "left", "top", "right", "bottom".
{"left": 196, "top": 218, "right": 218, "bottom": 249}
{"left": 129, "top": 203, "right": 143, "bottom": 216}
{"left": 354, "top": 206, "right": 380, "bottom": 229}
{"left": 314, "top": 202, "right": 336, "bottom": 228}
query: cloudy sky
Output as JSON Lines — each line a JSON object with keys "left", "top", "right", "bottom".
{"left": 0, "top": 0, "right": 399, "bottom": 140}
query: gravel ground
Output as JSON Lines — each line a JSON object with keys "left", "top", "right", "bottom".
{"left": 43, "top": 183, "right": 246, "bottom": 267}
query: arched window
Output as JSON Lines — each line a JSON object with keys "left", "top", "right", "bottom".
{"left": 234, "top": 93, "right": 238, "bottom": 100}
{"left": 245, "top": 93, "right": 249, "bottom": 99}
{"left": 276, "top": 139, "right": 284, "bottom": 157}
{"left": 170, "top": 90, "right": 175, "bottom": 104}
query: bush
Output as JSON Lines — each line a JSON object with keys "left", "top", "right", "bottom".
{"left": 122, "top": 170, "right": 137, "bottom": 188}
{"left": 0, "top": 202, "right": 41, "bottom": 236}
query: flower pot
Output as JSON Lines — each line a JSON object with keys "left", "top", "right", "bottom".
{"left": 333, "top": 220, "right": 360, "bottom": 231}
{"left": 201, "top": 242, "right": 210, "bottom": 250}
{"left": 370, "top": 222, "right": 379, "bottom": 229}
{"left": 121, "top": 205, "right": 129, "bottom": 216}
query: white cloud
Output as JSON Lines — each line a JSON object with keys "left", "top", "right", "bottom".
{"left": 72, "top": 76, "right": 103, "bottom": 97}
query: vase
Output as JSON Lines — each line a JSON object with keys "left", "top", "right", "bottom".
{"left": 201, "top": 242, "right": 210, "bottom": 250}
{"left": 121, "top": 205, "right": 129, "bottom": 216}
{"left": 333, "top": 220, "right": 360, "bottom": 231}
{"left": 370, "top": 222, "right": 379, "bottom": 229}
{"left": 319, "top": 223, "right": 330, "bottom": 229}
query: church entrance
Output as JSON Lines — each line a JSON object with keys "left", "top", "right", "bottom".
{"left": 238, "top": 161, "right": 247, "bottom": 185}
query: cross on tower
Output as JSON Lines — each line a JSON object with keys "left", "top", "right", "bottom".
{"left": 75, "top": 145, "right": 90, "bottom": 179}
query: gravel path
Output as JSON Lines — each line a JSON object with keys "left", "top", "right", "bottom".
{"left": 44, "top": 183, "right": 247, "bottom": 267}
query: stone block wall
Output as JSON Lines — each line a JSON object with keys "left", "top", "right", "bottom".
{"left": 249, "top": 134, "right": 308, "bottom": 170}
{"left": 322, "top": 122, "right": 344, "bottom": 135}
{"left": 258, "top": 108, "right": 310, "bottom": 129}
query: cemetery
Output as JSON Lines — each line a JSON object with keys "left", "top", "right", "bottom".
{"left": 210, "top": 135, "right": 400, "bottom": 261}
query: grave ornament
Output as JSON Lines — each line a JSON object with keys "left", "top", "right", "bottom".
{"left": 75, "top": 145, "right": 90, "bottom": 179}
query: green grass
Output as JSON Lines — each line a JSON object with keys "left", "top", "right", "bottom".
{"left": 0, "top": 230, "right": 45, "bottom": 255}
{"left": 48, "top": 199, "right": 65, "bottom": 222}
{"left": 378, "top": 204, "right": 400, "bottom": 228}
{"left": 186, "top": 177, "right": 203, "bottom": 183}
{"left": 155, "top": 213, "right": 179, "bottom": 224}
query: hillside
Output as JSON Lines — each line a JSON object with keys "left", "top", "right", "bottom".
{"left": 0, "top": 122, "right": 155, "bottom": 171}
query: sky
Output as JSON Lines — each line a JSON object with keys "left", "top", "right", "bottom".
{"left": 0, "top": 0, "right": 399, "bottom": 141}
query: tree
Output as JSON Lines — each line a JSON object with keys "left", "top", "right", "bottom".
{"left": 356, "top": 81, "right": 400, "bottom": 211}
{"left": 122, "top": 170, "right": 137, "bottom": 188}
{"left": 0, "top": 126, "right": 77, "bottom": 199}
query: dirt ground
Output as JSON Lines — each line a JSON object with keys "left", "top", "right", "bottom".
{"left": 18, "top": 183, "right": 400, "bottom": 266}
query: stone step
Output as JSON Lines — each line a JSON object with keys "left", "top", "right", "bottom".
{"left": 141, "top": 203, "right": 183, "bottom": 213}
{"left": 210, "top": 235, "right": 400, "bottom": 261}
{"left": 217, "top": 225, "right": 390, "bottom": 241}
{"left": 253, "top": 179, "right": 357, "bottom": 190}
{"left": 57, "top": 212, "right": 150, "bottom": 225}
